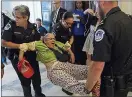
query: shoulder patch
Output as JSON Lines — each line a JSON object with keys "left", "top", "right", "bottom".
{"left": 95, "top": 29, "right": 105, "bottom": 42}
{"left": 4, "top": 23, "right": 11, "bottom": 30}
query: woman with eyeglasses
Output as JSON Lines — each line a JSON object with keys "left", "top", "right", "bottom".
{"left": 18, "top": 33, "right": 98, "bottom": 96}
{"left": 52, "top": 11, "right": 74, "bottom": 46}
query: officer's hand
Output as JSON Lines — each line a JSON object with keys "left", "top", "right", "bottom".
{"left": 70, "top": 52, "right": 75, "bottom": 64}
{"left": 91, "top": 80, "right": 101, "bottom": 97}
{"left": 1, "top": 68, "right": 4, "bottom": 79}
{"left": 19, "top": 50, "right": 24, "bottom": 61}
{"left": 19, "top": 43, "right": 28, "bottom": 52}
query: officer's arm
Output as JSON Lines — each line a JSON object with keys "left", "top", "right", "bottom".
{"left": 86, "top": 25, "right": 113, "bottom": 91}
{"left": 86, "top": 61, "right": 105, "bottom": 91}
{"left": 1, "top": 22, "right": 20, "bottom": 49}
{"left": 2, "top": 39, "right": 20, "bottom": 49}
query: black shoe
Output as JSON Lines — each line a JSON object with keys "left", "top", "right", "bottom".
{"left": 62, "top": 88, "right": 73, "bottom": 95}
{"left": 35, "top": 93, "right": 46, "bottom": 97}
{"left": 22, "top": 86, "right": 32, "bottom": 97}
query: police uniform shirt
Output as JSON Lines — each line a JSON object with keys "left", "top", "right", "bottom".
{"left": 2, "top": 21, "right": 40, "bottom": 63}
{"left": 92, "top": 7, "right": 132, "bottom": 75}
{"left": 53, "top": 21, "right": 73, "bottom": 44}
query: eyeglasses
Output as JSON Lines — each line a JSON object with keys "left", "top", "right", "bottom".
{"left": 63, "top": 20, "right": 73, "bottom": 27}
{"left": 46, "top": 38, "right": 56, "bottom": 41}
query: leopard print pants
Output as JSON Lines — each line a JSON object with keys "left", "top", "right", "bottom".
{"left": 47, "top": 61, "right": 89, "bottom": 95}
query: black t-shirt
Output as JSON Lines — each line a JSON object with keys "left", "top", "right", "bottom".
{"left": 53, "top": 21, "right": 73, "bottom": 44}
{"left": 92, "top": 7, "right": 132, "bottom": 75}
{"left": 2, "top": 21, "right": 40, "bottom": 63}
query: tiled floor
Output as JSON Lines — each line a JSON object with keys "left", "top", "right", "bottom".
{"left": 1, "top": 59, "right": 132, "bottom": 96}
{"left": 1, "top": 60, "right": 68, "bottom": 96}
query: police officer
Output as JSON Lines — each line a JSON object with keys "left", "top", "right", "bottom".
{"left": 2, "top": 5, "right": 45, "bottom": 97}
{"left": 52, "top": 12, "right": 74, "bottom": 95}
{"left": 53, "top": 11, "right": 74, "bottom": 45}
{"left": 86, "top": 1, "right": 132, "bottom": 97}
{"left": 1, "top": 13, "right": 11, "bottom": 64}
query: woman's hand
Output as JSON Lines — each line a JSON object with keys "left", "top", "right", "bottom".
{"left": 64, "top": 41, "right": 71, "bottom": 50}
{"left": 91, "top": 80, "right": 101, "bottom": 97}
{"left": 19, "top": 43, "right": 28, "bottom": 52}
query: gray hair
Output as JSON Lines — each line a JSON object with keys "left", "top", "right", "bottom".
{"left": 43, "top": 33, "right": 55, "bottom": 42}
{"left": 12, "top": 5, "right": 30, "bottom": 20}
{"left": 44, "top": 33, "right": 54, "bottom": 38}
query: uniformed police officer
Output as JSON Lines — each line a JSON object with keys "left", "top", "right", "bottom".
{"left": 1, "top": 13, "right": 11, "bottom": 64}
{"left": 53, "top": 12, "right": 74, "bottom": 45}
{"left": 2, "top": 5, "right": 45, "bottom": 97}
{"left": 52, "top": 12, "right": 74, "bottom": 95}
{"left": 86, "top": 1, "right": 132, "bottom": 97}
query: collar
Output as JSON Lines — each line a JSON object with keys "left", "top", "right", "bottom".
{"left": 16, "top": 21, "right": 34, "bottom": 29}
{"left": 27, "top": 22, "right": 35, "bottom": 29}
{"left": 99, "top": 6, "right": 121, "bottom": 26}
{"left": 106, "top": 6, "right": 121, "bottom": 18}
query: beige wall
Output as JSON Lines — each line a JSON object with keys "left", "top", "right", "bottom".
{"left": 119, "top": 1, "right": 132, "bottom": 15}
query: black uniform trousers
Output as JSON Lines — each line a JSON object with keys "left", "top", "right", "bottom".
{"left": 73, "top": 35, "right": 86, "bottom": 65}
{"left": 10, "top": 56, "right": 42, "bottom": 97}
{"left": 100, "top": 78, "right": 129, "bottom": 97}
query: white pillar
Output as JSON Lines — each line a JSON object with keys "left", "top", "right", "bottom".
{"left": 119, "top": 1, "right": 132, "bottom": 15}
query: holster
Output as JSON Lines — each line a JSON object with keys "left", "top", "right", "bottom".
{"left": 103, "top": 76, "right": 115, "bottom": 97}
{"left": 115, "top": 75, "right": 127, "bottom": 90}
{"left": 103, "top": 75, "right": 128, "bottom": 97}
{"left": 126, "top": 74, "right": 132, "bottom": 91}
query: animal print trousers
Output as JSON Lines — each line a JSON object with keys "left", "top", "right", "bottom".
{"left": 47, "top": 61, "right": 89, "bottom": 95}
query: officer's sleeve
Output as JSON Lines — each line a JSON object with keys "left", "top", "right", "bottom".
{"left": 92, "top": 29, "right": 112, "bottom": 62}
{"left": 2, "top": 22, "right": 13, "bottom": 41}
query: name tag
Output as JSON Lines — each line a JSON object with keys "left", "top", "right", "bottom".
{"left": 14, "top": 32, "right": 22, "bottom": 34}
{"left": 77, "top": 23, "right": 80, "bottom": 28}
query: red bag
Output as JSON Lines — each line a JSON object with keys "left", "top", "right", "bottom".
{"left": 17, "top": 58, "right": 34, "bottom": 78}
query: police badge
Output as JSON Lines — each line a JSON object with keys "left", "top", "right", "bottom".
{"left": 95, "top": 29, "right": 105, "bottom": 42}
{"left": 4, "top": 23, "right": 11, "bottom": 30}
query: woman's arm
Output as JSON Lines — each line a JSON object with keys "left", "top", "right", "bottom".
{"left": 18, "top": 41, "right": 37, "bottom": 61}
{"left": 69, "top": 36, "right": 74, "bottom": 45}
{"left": 19, "top": 50, "right": 25, "bottom": 61}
